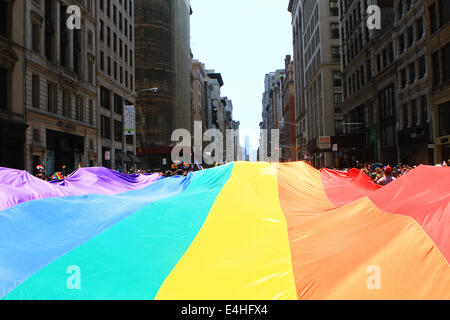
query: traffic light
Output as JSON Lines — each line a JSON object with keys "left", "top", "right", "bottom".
{"left": 296, "top": 146, "right": 300, "bottom": 153}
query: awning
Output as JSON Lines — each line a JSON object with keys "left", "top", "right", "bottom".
{"left": 128, "top": 154, "right": 142, "bottom": 163}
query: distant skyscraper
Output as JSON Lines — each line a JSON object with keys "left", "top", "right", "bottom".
{"left": 244, "top": 136, "right": 250, "bottom": 161}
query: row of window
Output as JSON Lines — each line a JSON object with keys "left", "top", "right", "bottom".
{"left": 31, "top": 18, "right": 83, "bottom": 71}
{"left": 431, "top": 43, "right": 450, "bottom": 87}
{"left": 399, "top": 96, "right": 429, "bottom": 130}
{"left": 341, "top": 1, "right": 365, "bottom": 37}
{"left": 304, "top": 49, "right": 320, "bottom": 84}
{"left": 340, "top": 0, "right": 370, "bottom": 17}
{"left": 100, "top": 0, "right": 133, "bottom": 19}
{"left": 31, "top": 74, "right": 95, "bottom": 125}
{"left": 398, "top": 17, "right": 425, "bottom": 55}
{"left": 303, "top": 1, "right": 318, "bottom": 41}
{"left": 304, "top": 29, "right": 319, "bottom": 66}
{"left": 375, "top": 42, "right": 395, "bottom": 74}
{"left": 99, "top": 20, "right": 133, "bottom": 50}
{"left": 32, "top": 0, "right": 95, "bottom": 14}
{"left": 99, "top": 86, "right": 132, "bottom": 116}
{"left": 399, "top": 56, "right": 427, "bottom": 89}
{"left": 100, "top": 52, "right": 134, "bottom": 91}
{"left": 398, "top": 0, "right": 416, "bottom": 20}
{"left": 344, "top": 62, "right": 369, "bottom": 99}
{"left": 145, "top": 114, "right": 167, "bottom": 129}
{"left": 99, "top": 28, "right": 134, "bottom": 67}
{"left": 429, "top": 0, "right": 450, "bottom": 34}
{"left": 330, "top": 0, "right": 339, "bottom": 17}
{"left": 100, "top": 86, "right": 133, "bottom": 144}
{"left": 101, "top": 116, "right": 126, "bottom": 142}
{"left": 342, "top": 26, "right": 369, "bottom": 67}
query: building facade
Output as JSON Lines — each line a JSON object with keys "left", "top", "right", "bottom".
{"left": 427, "top": 0, "right": 450, "bottom": 164}
{"left": 135, "top": 0, "right": 192, "bottom": 169}
{"left": 205, "top": 70, "right": 224, "bottom": 132}
{"left": 97, "top": 0, "right": 137, "bottom": 170}
{"left": 288, "top": 0, "right": 307, "bottom": 161}
{"left": 395, "top": 0, "right": 433, "bottom": 165}
{"left": 289, "top": 0, "right": 343, "bottom": 168}
{"left": 340, "top": 0, "right": 435, "bottom": 167}
{"left": 0, "top": 0, "right": 26, "bottom": 170}
{"left": 281, "top": 55, "right": 296, "bottom": 162}
{"left": 191, "top": 59, "right": 207, "bottom": 132}
{"left": 340, "top": 0, "right": 379, "bottom": 167}
{"left": 231, "top": 120, "right": 242, "bottom": 161}
{"left": 261, "top": 69, "right": 285, "bottom": 159}
{"left": 25, "top": 0, "right": 99, "bottom": 175}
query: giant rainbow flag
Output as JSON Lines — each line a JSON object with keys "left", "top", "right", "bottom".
{"left": 0, "top": 162, "right": 448, "bottom": 300}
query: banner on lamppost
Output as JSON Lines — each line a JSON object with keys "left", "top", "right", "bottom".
{"left": 124, "top": 105, "right": 135, "bottom": 136}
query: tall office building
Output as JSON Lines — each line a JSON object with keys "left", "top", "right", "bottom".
{"left": 339, "top": 0, "right": 396, "bottom": 166}
{"left": 340, "top": 0, "right": 433, "bottom": 166}
{"left": 24, "top": 0, "right": 98, "bottom": 174}
{"left": 135, "top": 0, "right": 192, "bottom": 169}
{"left": 289, "top": 0, "right": 343, "bottom": 168}
{"left": 395, "top": 0, "right": 432, "bottom": 165}
{"left": 244, "top": 135, "right": 251, "bottom": 161}
{"left": 288, "top": 0, "right": 307, "bottom": 161}
{"left": 427, "top": 0, "right": 450, "bottom": 163}
{"left": 97, "top": 0, "right": 137, "bottom": 170}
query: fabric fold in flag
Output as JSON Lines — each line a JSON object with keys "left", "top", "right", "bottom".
{"left": 0, "top": 167, "right": 161, "bottom": 211}
{"left": 0, "top": 174, "right": 191, "bottom": 299}
{"left": 2, "top": 164, "right": 234, "bottom": 300}
{"left": 0, "top": 161, "right": 449, "bottom": 300}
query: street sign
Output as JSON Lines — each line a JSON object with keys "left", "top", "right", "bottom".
{"left": 124, "top": 105, "right": 135, "bottom": 136}
{"left": 318, "top": 136, "right": 331, "bottom": 150}
{"left": 332, "top": 144, "right": 338, "bottom": 152}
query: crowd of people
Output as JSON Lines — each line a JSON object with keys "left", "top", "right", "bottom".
{"left": 34, "top": 160, "right": 448, "bottom": 185}
{"left": 360, "top": 163, "right": 415, "bottom": 186}
{"left": 135, "top": 167, "right": 196, "bottom": 177}
{"left": 33, "top": 164, "right": 203, "bottom": 181}
{"left": 352, "top": 160, "right": 447, "bottom": 185}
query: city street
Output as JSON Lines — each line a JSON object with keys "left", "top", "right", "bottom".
{"left": 0, "top": 0, "right": 449, "bottom": 306}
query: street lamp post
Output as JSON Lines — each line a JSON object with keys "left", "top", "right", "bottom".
{"left": 121, "top": 88, "right": 158, "bottom": 171}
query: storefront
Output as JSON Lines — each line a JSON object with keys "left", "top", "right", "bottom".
{"left": 0, "top": 119, "right": 25, "bottom": 169}
{"left": 136, "top": 146, "right": 173, "bottom": 170}
{"left": 46, "top": 129, "right": 84, "bottom": 174}
{"left": 398, "top": 123, "right": 433, "bottom": 165}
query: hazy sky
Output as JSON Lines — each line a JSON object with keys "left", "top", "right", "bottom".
{"left": 190, "top": 0, "right": 293, "bottom": 148}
